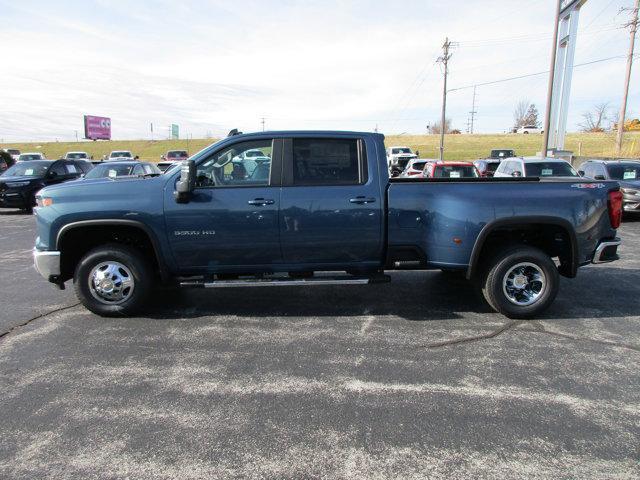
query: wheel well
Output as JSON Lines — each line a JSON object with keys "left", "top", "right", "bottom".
{"left": 468, "top": 223, "right": 576, "bottom": 279}
{"left": 58, "top": 225, "right": 162, "bottom": 282}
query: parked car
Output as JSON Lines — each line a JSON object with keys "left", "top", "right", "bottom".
{"left": 399, "top": 159, "right": 436, "bottom": 177}
{"left": 158, "top": 150, "right": 189, "bottom": 172}
{"left": 84, "top": 161, "right": 161, "bottom": 179}
{"left": 0, "top": 159, "right": 91, "bottom": 212}
{"left": 157, "top": 161, "right": 177, "bottom": 172}
{"left": 489, "top": 149, "right": 515, "bottom": 159}
{"left": 160, "top": 150, "right": 189, "bottom": 161}
{"left": 32, "top": 130, "right": 622, "bottom": 319}
{"left": 0, "top": 150, "right": 15, "bottom": 173}
{"left": 474, "top": 159, "right": 501, "bottom": 177}
{"left": 578, "top": 159, "right": 640, "bottom": 214}
{"left": 493, "top": 157, "right": 579, "bottom": 179}
{"left": 64, "top": 151, "right": 90, "bottom": 160}
{"left": 516, "top": 125, "right": 543, "bottom": 135}
{"left": 1, "top": 149, "right": 20, "bottom": 161}
{"left": 422, "top": 161, "right": 480, "bottom": 179}
{"left": 18, "top": 152, "right": 47, "bottom": 161}
{"left": 106, "top": 150, "right": 134, "bottom": 160}
{"left": 387, "top": 146, "right": 417, "bottom": 174}
{"left": 473, "top": 150, "right": 514, "bottom": 177}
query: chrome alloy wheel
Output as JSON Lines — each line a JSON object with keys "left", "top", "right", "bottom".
{"left": 88, "top": 261, "right": 135, "bottom": 305}
{"left": 502, "top": 262, "right": 546, "bottom": 307}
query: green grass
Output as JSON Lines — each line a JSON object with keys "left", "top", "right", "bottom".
{"left": 2, "top": 132, "right": 639, "bottom": 162}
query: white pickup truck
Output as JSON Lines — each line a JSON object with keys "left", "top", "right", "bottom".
{"left": 386, "top": 146, "right": 417, "bottom": 174}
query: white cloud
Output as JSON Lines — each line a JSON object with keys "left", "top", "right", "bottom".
{"left": 0, "top": 0, "right": 637, "bottom": 141}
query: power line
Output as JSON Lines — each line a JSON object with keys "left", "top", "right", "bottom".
{"left": 448, "top": 54, "right": 635, "bottom": 92}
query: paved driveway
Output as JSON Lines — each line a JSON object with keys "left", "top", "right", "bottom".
{"left": 0, "top": 210, "right": 638, "bottom": 479}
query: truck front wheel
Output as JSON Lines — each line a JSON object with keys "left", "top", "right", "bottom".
{"left": 481, "top": 246, "right": 559, "bottom": 319}
{"left": 73, "top": 244, "right": 153, "bottom": 317}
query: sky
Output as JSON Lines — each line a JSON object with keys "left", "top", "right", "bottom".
{"left": 0, "top": 0, "right": 638, "bottom": 141}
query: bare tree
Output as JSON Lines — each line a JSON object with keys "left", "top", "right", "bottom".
{"left": 579, "top": 103, "right": 610, "bottom": 132}
{"left": 513, "top": 99, "right": 530, "bottom": 129}
{"left": 431, "top": 118, "right": 452, "bottom": 135}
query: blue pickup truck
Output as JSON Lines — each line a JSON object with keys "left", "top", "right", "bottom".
{"left": 32, "top": 131, "right": 622, "bottom": 318}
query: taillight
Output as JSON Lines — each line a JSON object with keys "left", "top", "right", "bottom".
{"left": 408, "top": 171, "right": 421, "bottom": 176}
{"left": 608, "top": 190, "right": 623, "bottom": 229}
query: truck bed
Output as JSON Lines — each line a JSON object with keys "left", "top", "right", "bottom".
{"left": 386, "top": 178, "right": 617, "bottom": 270}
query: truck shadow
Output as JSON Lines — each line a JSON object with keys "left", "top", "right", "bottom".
{"left": 146, "top": 267, "right": 640, "bottom": 322}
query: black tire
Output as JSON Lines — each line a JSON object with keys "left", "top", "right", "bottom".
{"left": 73, "top": 243, "right": 153, "bottom": 317}
{"left": 481, "top": 246, "right": 559, "bottom": 319}
{"left": 523, "top": 131, "right": 529, "bottom": 134}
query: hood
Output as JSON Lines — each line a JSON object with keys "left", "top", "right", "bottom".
{"left": 39, "top": 174, "right": 164, "bottom": 196}
{"left": 0, "top": 175, "right": 43, "bottom": 183}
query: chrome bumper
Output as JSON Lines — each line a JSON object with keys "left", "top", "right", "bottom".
{"left": 592, "top": 238, "right": 621, "bottom": 264}
{"left": 33, "top": 249, "right": 61, "bottom": 280}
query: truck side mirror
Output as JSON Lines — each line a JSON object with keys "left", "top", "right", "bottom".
{"left": 174, "top": 160, "right": 196, "bottom": 203}
{"left": 578, "top": 170, "right": 585, "bottom": 176}
{"left": 594, "top": 175, "right": 606, "bottom": 180}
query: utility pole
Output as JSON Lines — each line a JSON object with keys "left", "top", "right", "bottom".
{"left": 74, "top": 130, "right": 78, "bottom": 142}
{"left": 261, "top": 117, "right": 266, "bottom": 131}
{"left": 542, "top": 0, "right": 562, "bottom": 158}
{"left": 437, "top": 37, "right": 455, "bottom": 161}
{"left": 469, "top": 85, "right": 478, "bottom": 134}
{"left": 615, "top": 0, "right": 639, "bottom": 155}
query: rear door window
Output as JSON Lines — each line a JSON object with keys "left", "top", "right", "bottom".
{"left": 291, "top": 138, "right": 364, "bottom": 186}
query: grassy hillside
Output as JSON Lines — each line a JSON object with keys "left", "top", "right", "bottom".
{"left": 2, "top": 132, "right": 639, "bottom": 162}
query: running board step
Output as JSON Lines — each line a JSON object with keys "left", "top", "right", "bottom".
{"left": 180, "top": 274, "right": 390, "bottom": 288}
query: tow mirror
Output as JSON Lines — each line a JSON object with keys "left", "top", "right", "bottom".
{"left": 174, "top": 160, "right": 196, "bottom": 203}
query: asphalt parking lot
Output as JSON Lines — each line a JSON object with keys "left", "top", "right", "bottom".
{"left": 0, "top": 209, "right": 638, "bottom": 479}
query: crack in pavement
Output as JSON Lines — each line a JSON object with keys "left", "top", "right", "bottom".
{"left": 528, "top": 321, "right": 640, "bottom": 353}
{"left": 0, "top": 303, "right": 81, "bottom": 341}
{"left": 421, "top": 320, "right": 523, "bottom": 349}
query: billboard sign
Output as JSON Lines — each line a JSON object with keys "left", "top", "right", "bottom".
{"left": 171, "top": 124, "right": 179, "bottom": 140}
{"left": 84, "top": 115, "right": 111, "bottom": 140}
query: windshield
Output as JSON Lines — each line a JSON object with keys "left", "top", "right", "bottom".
{"left": 167, "top": 151, "right": 187, "bottom": 158}
{"left": 392, "top": 148, "right": 411, "bottom": 154}
{"left": 66, "top": 152, "right": 87, "bottom": 159}
{"left": 491, "top": 150, "right": 514, "bottom": 158}
{"left": 19, "top": 154, "right": 43, "bottom": 161}
{"left": 85, "top": 163, "right": 137, "bottom": 179}
{"left": 2, "top": 161, "right": 50, "bottom": 177}
{"left": 433, "top": 165, "right": 478, "bottom": 178}
{"left": 111, "top": 151, "right": 132, "bottom": 158}
{"left": 525, "top": 162, "right": 578, "bottom": 177}
{"left": 606, "top": 163, "right": 640, "bottom": 181}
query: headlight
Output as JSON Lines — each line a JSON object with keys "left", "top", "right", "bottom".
{"left": 35, "top": 196, "right": 54, "bottom": 207}
{"left": 7, "top": 181, "right": 31, "bottom": 187}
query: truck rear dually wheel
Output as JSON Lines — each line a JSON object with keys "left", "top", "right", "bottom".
{"left": 73, "top": 244, "right": 152, "bottom": 317}
{"left": 481, "top": 246, "right": 558, "bottom": 319}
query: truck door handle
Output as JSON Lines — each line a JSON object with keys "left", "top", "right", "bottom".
{"left": 248, "top": 198, "right": 275, "bottom": 206}
{"left": 349, "top": 196, "right": 376, "bottom": 204}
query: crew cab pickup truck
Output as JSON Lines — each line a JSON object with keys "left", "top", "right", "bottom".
{"left": 32, "top": 131, "right": 623, "bottom": 318}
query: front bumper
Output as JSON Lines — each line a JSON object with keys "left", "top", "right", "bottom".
{"left": 33, "top": 249, "right": 61, "bottom": 281}
{"left": 0, "top": 191, "right": 28, "bottom": 209}
{"left": 592, "top": 238, "right": 621, "bottom": 264}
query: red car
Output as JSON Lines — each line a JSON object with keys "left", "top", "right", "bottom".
{"left": 422, "top": 161, "right": 480, "bottom": 179}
